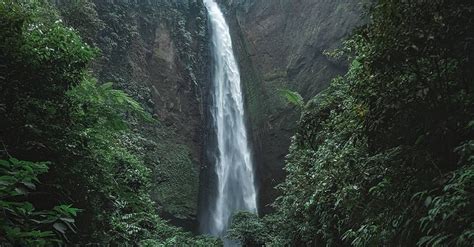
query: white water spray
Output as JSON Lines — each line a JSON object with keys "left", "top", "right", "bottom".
{"left": 203, "top": 0, "right": 258, "bottom": 240}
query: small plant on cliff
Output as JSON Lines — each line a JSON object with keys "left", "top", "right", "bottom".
{"left": 279, "top": 89, "right": 305, "bottom": 109}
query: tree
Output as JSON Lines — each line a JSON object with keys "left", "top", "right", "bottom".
{"left": 256, "top": 0, "right": 474, "bottom": 245}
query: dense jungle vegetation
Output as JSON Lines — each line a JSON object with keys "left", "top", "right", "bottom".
{"left": 0, "top": 1, "right": 218, "bottom": 245}
{"left": 1, "top": 0, "right": 473, "bottom": 246}
{"left": 229, "top": 0, "right": 474, "bottom": 246}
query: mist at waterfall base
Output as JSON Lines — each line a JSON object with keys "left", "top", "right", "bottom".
{"left": 198, "top": 0, "right": 258, "bottom": 245}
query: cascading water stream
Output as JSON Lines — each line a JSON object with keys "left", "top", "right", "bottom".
{"left": 202, "top": 0, "right": 258, "bottom": 242}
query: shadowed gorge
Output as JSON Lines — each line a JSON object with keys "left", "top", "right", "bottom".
{"left": 1, "top": 0, "right": 473, "bottom": 246}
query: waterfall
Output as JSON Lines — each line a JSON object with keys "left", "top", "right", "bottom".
{"left": 203, "top": 0, "right": 258, "bottom": 242}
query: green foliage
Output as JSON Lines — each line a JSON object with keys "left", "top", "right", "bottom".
{"left": 227, "top": 212, "right": 269, "bottom": 246}
{"left": 55, "top": 0, "right": 104, "bottom": 44}
{"left": 279, "top": 89, "right": 304, "bottom": 108}
{"left": 150, "top": 141, "right": 200, "bottom": 219}
{"left": 227, "top": 212, "right": 290, "bottom": 246}
{"left": 0, "top": 2, "right": 91, "bottom": 244}
{"left": 0, "top": 0, "right": 96, "bottom": 157}
{"left": 63, "top": 78, "right": 155, "bottom": 243}
{"left": 227, "top": 212, "right": 297, "bottom": 246}
{"left": 240, "top": 0, "right": 474, "bottom": 246}
{"left": 0, "top": 0, "right": 219, "bottom": 245}
{"left": 68, "top": 78, "right": 152, "bottom": 130}
{"left": 56, "top": 0, "right": 207, "bottom": 224}
{"left": 146, "top": 229, "right": 222, "bottom": 247}
{"left": 0, "top": 158, "right": 79, "bottom": 245}
{"left": 415, "top": 140, "right": 474, "bottom": 246}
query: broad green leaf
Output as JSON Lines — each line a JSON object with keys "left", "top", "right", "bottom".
{"left": 279, "top": 89, "right": 304, "bottom": 108}
{"left": 53, "top": 222, "right": 67, "bottom": 234}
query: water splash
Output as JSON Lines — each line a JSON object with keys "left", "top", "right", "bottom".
{"left": 203, "top": 0, "right": 258, "bottom": 241}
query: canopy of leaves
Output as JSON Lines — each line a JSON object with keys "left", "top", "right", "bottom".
{"left": 0, "top": 158, "right": 79, "bottom": 246}
{"left": 229, "top": 0, "right": 474, "bottom": 246}
{"left": 0, "top": 0, "right": 220, "bottom": 245}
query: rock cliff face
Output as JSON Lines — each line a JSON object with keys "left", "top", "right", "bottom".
{"left": 56, "top": 0, "right": 211, "bottom": 231}
{"left": 56, "top": 0, "right": 362, "bottom": 230}
{"left": 216, "top": 0, "right": 363, "bottom": 213}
